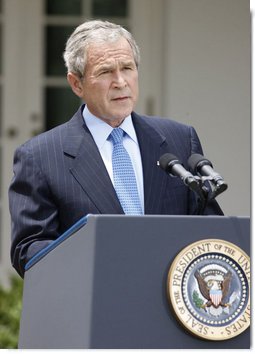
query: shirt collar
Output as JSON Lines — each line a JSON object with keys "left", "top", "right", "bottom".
{"left": 83, "top": 105, "right": 138, "bottom": 149}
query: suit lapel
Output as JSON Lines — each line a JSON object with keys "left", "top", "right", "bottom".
{"left": 63, "top": 108, "right": 124, "bottom": 214}
{"left": 62, "top": 108, "right": 173, "bottom": 215}
{"left": 132, "top": 113, "right": 169, "bottom": 214}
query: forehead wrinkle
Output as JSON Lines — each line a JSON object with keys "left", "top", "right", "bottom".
{"left": 90, "top": 48, "right": 134, "bottom": 66}
{"left": 87, "top": 38, "right": 135, "bottom": 65}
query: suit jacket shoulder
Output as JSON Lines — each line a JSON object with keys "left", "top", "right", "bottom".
{"left": 131, "top": 111, "right": 203, "bottom": 168}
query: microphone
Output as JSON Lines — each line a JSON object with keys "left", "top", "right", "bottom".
{"left": 159, "top": 153, "right": 203, "bottom": 196}
{"left": 188, "top": 153, "right": 228, "bottom": 194}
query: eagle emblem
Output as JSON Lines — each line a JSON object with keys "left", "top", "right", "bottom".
{"left": 194, "top": 267, "right": 232, "bottom": 310}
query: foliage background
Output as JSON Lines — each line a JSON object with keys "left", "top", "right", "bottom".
{"left": 0, "top": 276, "right": 23, "bottom": 348}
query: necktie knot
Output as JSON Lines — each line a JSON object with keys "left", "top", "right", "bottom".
{"left": 109, "top": 128, "right": 124, "bottom": 145}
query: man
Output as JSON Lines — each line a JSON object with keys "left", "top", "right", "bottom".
{"left": 9, "top": 20, "right": 223, "bottom": 277}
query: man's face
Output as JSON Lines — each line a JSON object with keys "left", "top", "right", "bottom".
{"left": 69, "top": 37, "right": 139, "bottom": 127}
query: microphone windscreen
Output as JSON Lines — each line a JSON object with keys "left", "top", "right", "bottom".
{"left": 188, "top": 154, "right": 212, "bottom": 173}
{"left": 159, "top": 153, "right": 179, "bottom": 172}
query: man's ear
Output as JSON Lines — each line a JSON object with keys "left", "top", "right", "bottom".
{"left": 67, "top": 73, "right": 84, "bottom": 98}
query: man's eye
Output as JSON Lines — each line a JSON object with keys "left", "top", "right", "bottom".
{"left": 98, "top": 69, "right": 111, "bottom": 75}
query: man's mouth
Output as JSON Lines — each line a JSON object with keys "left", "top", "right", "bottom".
{"left": 112, "top": 96, "right": 129, "bottom": 101}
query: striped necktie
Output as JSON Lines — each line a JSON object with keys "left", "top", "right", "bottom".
{"left": 109, "top": 128, "right": 143, "bottom": 215}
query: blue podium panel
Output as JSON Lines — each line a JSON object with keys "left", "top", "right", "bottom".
{"left": 19, "top": 215, "right": 250, "bottom": 349}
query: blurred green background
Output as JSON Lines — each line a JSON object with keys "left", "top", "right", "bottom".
{"left": 0, "top": 277, "right": 23, "bottom": 348}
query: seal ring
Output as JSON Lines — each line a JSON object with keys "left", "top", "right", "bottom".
{"left": 167, "top": 239, "right": 250, "bottom": 340}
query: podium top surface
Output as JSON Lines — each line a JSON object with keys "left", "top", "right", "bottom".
{"left": 25, "top": 214, "right": 250, "bottom": 272}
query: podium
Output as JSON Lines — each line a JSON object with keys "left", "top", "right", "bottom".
{"left": 18, "top": 215, "right": 250, "bottom": 349}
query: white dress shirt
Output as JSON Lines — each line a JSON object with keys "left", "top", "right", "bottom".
{"left": 83, "top": 106, "right": 144, "bottom": 213}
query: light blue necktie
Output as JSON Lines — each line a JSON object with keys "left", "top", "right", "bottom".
{"left": 109, "top": 128, "right": 143, "bottom": 215}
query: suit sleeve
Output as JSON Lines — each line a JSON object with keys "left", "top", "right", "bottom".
{"left": 9, "top": 144, "right": 59, "bottom": 277}
{"left": 189, "top": 126, "right": 224, "bottom": 215}
{"left": 189, "top": 126, "right": 203, "bottom": 154}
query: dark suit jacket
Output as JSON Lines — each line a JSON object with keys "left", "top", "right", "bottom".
{"left": 9, "top": 105, "right": 223, "bottom": 276}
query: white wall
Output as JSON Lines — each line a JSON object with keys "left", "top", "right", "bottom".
{"left": 162, "top": 0, "right": 250, "bottom": 216}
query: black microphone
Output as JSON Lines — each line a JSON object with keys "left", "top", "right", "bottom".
{"left": 188, "top": 153, "right": 228, "bottom": 194}
{"left": 159, "top": 153, "right": 203, "bottom": 196}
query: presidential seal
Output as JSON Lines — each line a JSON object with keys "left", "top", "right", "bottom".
{"left": 167, "top": 239, "right": 250, "bottom": 340}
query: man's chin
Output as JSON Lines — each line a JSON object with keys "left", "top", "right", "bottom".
{"left": 99, "top": 113, "right": 131, "bottom": 127}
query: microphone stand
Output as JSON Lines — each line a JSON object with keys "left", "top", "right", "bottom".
{"left": 192, "top": 177, "right": 209, "bottom": 215}
{"left": 192, "top": 176, "right": 228, "bottom": 215}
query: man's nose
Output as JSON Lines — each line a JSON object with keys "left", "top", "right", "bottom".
{"left": 113, "top": 70, "right": 126, "bottom": 87}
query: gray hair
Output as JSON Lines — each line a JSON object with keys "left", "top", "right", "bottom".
{"left": 63, "top": 20, "right": 141, "bottom": 78}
